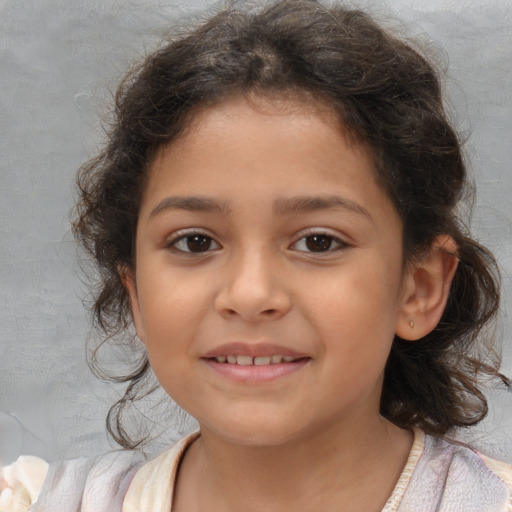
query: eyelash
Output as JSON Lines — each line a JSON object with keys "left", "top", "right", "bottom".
{"left": 291, "top": 231, "right": 349, "bottom": 254}
{"left": 165, "top": 230, "right": 221, "bottom": 254}
{"left": 165, "top": 230, "right": 349, "bottom": 255}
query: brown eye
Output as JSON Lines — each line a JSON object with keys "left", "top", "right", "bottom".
{"left": 305, "top": 235, "right": 334, "bottom": 252}
{"left": 186, "top": 235, "right": 212, "bottom": 252}
{"left": 292, "top": 233, "right": 347, "bottom": 253}
{"left": 171, "top": 233, "right": 220, "bottom": 253}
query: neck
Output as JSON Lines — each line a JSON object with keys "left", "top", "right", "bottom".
{"left": 173, "top": 415, "right": 413, "bottom": 512}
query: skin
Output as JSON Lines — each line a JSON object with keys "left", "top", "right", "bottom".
{"left": 124, "top": 95, "right": 457, "bottom": 511}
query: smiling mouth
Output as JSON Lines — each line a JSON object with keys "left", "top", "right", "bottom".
{"left": 202, "top": 343, "right": 310, "bottom": 381}
{"left": 203, "top": 354, "right": 310, "bottom": 383}
{"left": 211, "top": 355, "right": 303, "bottom": 365}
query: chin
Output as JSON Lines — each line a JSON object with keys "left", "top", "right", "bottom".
{"left": 199, "top": 409, "right": 311, "bottom": 448}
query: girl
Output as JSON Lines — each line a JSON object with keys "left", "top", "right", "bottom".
{"left": 2, "top": 0, "right": 511, "bottom": 510}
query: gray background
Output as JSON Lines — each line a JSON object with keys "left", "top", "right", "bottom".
{"left": 1, "top": 0, "right": 511, "bottom": 465}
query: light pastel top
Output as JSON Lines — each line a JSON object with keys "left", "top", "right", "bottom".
{"left": 1, "top": 429, "right": 511, "bottom": 511}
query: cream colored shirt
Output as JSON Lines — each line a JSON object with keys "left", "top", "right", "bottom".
{"left": 2, "top": 429, "right": 512, "bottom": 511}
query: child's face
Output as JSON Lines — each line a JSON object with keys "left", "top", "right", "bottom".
{"left": 126, "top": 96, "right": 412, "bottom": 445}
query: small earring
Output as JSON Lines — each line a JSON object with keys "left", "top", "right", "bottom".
{"left": 409, "top": 320, "right": 414, "bottom": 328}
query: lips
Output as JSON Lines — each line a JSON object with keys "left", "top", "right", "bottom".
{"left": 202, "top": 342, "right": 310, "bottom": 383}
{"left": 203, "top": 342, "right": 307, "bottom": 359}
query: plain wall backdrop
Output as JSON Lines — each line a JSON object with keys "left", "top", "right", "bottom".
{"left": 1, "top": 0, "right": 511, "bottom": 465}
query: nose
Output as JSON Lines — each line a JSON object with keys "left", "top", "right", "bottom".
{"left": 214, "top": 246, "right": 292, "bottom": 322}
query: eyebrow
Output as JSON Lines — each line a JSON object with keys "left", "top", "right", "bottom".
{"left": 149, "top": 194, "right": 372, "bottom": 222}
{"left": 149, "top": 196, "right": 231, "bottom": 218}
{"left": 273, "top": 195, "right": 373, "bottom": 221}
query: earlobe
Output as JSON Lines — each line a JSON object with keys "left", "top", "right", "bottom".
{"left": 119, "top": 267, "right": 146, "bottom": 344}
{"left": 395, "top": 235, "right": 459, "bottom": 341}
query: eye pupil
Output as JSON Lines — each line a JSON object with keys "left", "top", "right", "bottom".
{"left": 305, "top": 235, "right": 332, "bottom": 252}
{"left": 187, "top": 235, "right": 211, "bottom": 252}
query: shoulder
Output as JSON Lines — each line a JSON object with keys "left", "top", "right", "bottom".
{"left": 0, "top": 455, "right": 49, "bottom": 512}
{"left": 444, "top": 438, "right": 512, "bottom": 510}
{"left": 123, "top": 431, "right": 200, "bottom": 512}
{"left": 399, "top": 430, "right": 512, "bottom": 512}
{"left": 1, "top": 450, "right": 146, "bottom": 512}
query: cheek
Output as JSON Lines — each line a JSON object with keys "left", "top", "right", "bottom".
{"left": 137, "top": 275, "right": 205, "bottom": 400}
{"left": 300, "top": 264, "right": 401, "bottom": 367}
{"left": 137, "top": 269, "right": 211, "bottom": 355}
{"left": 301, "top": 264, "right": 401, "bottom": 325}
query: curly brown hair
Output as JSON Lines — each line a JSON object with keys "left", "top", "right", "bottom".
{"left": 73, "top": 0, "right": 509, "bottom": 449}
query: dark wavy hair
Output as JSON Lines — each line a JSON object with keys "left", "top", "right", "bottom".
{"left": 73, "top": 0, "right": 509, "bottom": 448}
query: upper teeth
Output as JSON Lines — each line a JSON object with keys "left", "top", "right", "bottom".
{"left": 215, "top": 355, "right": 297, "bottom": 365}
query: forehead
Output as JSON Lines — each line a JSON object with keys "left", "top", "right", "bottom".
{"left": 148, "top": 94, "right": 371, "bottom": 178}
{"left": 141, "top": 95, "right": 395, "bottom": 224}
{"left": 187, "top": 93, "right": 358, "bottom": 149}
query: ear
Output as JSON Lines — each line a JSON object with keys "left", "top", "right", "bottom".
{"left": 119, "top": 267, "right": 146, "bottom": 344}
{"left": 395, "top": 235, "right": 458, "bottom": 341}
